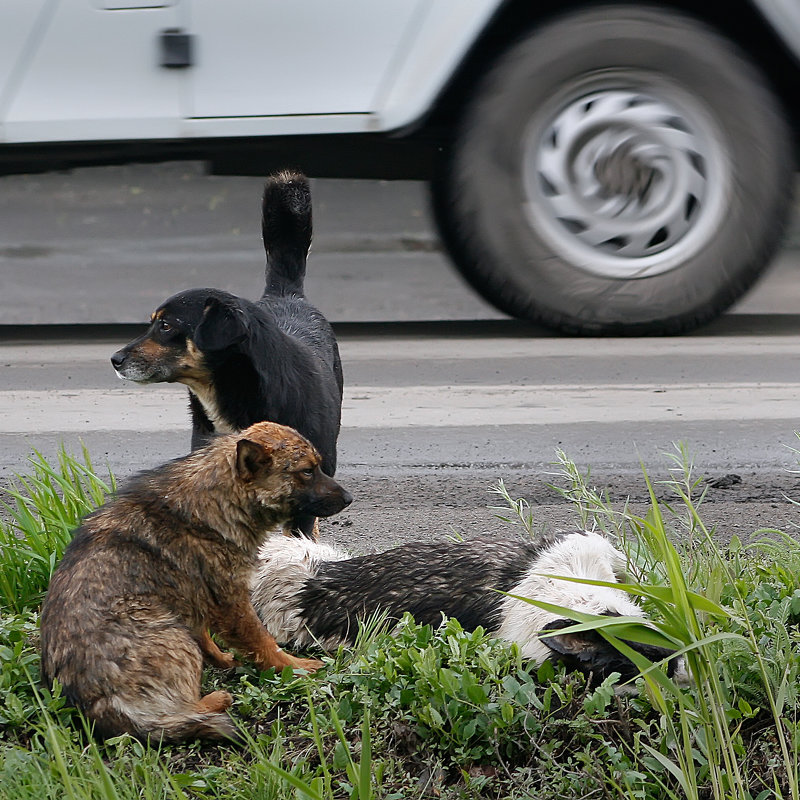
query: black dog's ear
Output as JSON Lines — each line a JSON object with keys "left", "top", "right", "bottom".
{"left": 539, "top": 618, "right": 611, "bottom": 664}
{"left": 539, "top": 619, "right": 627, "bottom": 682}
{"left": 540, "top": 618, "right": 675, "bottom": 684}
{"left": 194, "top": 297, "right": 249, "bottom": 352}
{"left": 235, "top": 438, "right": 273, "bottom": 482}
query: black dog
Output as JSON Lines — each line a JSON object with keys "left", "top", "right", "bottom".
{"left": 111, "top": 171, "right": 342, "bottom": 538}
{"left": 251, "top": 532, "right": 688, "bottom": 685}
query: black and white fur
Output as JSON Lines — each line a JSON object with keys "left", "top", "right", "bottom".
{"left": 251, "top": 531, "right": 687, "bottom": 684}
{"left": 110, "top": 171, "right": 342, "bottom": 538}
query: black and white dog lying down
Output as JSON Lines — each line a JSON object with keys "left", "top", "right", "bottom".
{"left": 251, "top": 531, "right": 688, "bottom": 684}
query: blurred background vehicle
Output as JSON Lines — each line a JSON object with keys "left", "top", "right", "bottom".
{"left": 2, "top": 1, "right": 799, "bottom": 334}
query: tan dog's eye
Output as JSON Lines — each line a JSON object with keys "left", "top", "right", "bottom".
{"left": 301, "top": 468, "right": 314, "bottom": 478}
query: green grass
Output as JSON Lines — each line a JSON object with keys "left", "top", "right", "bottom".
{"left": 0, "top": 445, "right": 114, "bottom": 614}
{"left": 1, "top": 444, "right": 800, "bottom": 798}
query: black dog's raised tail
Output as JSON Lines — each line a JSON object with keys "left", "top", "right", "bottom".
{"left": 262, "top": 170, "right": 312, "bottom": 296}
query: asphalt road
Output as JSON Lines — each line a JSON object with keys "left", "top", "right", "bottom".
{"left": 0, "top": 162, "right": 501, "bottom": 325}
{"left": 2, "top": 164, "right": 800, "bottom": 551}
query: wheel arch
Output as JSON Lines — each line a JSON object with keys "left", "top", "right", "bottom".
{"left": 420, "top": 0, "right": 800, "bottom": 157}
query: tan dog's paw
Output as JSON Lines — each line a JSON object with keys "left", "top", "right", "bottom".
{"left": 287, "top": 655, "right": 324, "bottom": 672}
{"left": 199, "top": 630, "right": 239, "bottom": 669}
{"left": 213, "top": 650, "right": 239, "bottom": 670}
{"left": 197, "top": 690, "right": 234, "bottom": 713}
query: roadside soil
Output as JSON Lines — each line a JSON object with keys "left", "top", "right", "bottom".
{"left": 3, "top": 464, "right": 796, "bottom": 554}
{"left": 325, "top": 469, "right": 800, "bottom": 554}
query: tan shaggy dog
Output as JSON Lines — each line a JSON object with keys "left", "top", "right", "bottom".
{"left": 39, "top": 422, "right": 351, "bottom": 744}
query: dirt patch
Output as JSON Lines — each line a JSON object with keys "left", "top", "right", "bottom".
{"left": 325, "top": 469, "right": 800, "bottom": 554}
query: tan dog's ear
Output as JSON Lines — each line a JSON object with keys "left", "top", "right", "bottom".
{"left": 236, "top": 439, "right": 273, "bottom": 481}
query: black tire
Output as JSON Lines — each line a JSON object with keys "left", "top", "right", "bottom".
{"left": 431, "top": 5, "right": 795, "bottom": 335}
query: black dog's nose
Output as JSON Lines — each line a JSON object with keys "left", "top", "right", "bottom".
{"left": 110, "top": 350, "right": 126, "bottom": 369}
{"left": 340, "top": 489, "right": 353, "bottom": 508}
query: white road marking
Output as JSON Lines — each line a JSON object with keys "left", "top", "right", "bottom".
{"left": 339, "top": 336, "right": 800, "bottom": 361}
{"left": 0, "top": 382, "right": 798, "bottom": 432}
{"left": 343, "top": 384, "right": 800, "bottom": 426}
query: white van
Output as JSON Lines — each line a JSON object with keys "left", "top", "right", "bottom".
{"left": 2, "top": 1, "right": 799, "bottom": 334}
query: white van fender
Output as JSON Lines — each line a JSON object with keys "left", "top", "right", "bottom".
{"left": 371, "top": 0, "right": 503, "bottom": 132}
{"left": 749, "top": 0, "right": 800, "bottom": 58}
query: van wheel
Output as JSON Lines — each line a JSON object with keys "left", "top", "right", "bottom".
{"left": 431, "top": 6, "right": 794, "bottom": 334}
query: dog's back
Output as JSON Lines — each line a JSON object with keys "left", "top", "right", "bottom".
{"left": 253, "top": 535, "right": 543, "bottom": 649}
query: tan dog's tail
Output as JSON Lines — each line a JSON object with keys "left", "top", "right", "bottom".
{"left": 155, "top": 690, "right": 242, "bottom": 744}
{"left": 156, "top": 711, "right": 242, "bottom": 744}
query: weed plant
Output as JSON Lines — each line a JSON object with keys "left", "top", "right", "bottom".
{"left": 0, "top": 445, "right": 799, "bottom": 798}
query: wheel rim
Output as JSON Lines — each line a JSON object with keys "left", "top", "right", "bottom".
{"left": 522, "top": 74, "right": 730, "bottom": 279}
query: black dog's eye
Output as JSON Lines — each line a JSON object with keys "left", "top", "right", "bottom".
{"left": 158, "top": 319, "right": 173, "bottom": 335}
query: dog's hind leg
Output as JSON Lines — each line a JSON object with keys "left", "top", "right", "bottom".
{"left": 197, "top": 690, "right": 233, "bottom": 713}
{"left": 93, "top": 633, "right": 241, "bottom": 744}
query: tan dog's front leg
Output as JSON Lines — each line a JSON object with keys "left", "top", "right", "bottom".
{"left": 197, "top": 629, "right": 238, "bottom": 669}
{"left": 216, "top": 602, "right": 322, "bottom": 672}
